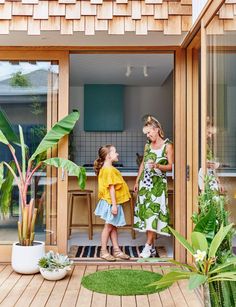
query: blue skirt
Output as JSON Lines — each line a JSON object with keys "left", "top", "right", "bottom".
{"left": 94, "top": 199, "right": 126, "bottom": 227}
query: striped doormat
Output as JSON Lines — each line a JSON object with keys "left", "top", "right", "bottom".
{"left": 68, "top": 245, "right": 167, "bottom": 259}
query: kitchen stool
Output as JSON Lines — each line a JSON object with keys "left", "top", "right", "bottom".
{"left": 122, "top": 190, "right": 136, "bottom": 239}
{"left": 68, "top": 189, "right": 93, "bottom": 240}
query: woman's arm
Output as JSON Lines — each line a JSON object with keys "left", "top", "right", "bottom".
{"left": 109, "top": 185, "right": 118, "bottom": 215}
{"left": 134, "top": 159, "right": 144, "bottom": 192}
{"left": 155, "top": 143, "right": 174, "bottom": 172}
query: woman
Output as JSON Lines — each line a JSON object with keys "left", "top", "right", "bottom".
{"left": 133, "top": 116, "right": 174, "bottom": 258}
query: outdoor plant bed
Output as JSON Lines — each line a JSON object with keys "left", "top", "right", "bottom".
{"left": 81, "top": 269, "right": 165, "bottom": 296}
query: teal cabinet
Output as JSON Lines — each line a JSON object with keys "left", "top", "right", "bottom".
{"left": 84, "top": 84, "right": 124, "bottom": 131}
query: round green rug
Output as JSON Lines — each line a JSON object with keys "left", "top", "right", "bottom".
{"left": 81, "top": 269, "right": 164, "bottom": 296}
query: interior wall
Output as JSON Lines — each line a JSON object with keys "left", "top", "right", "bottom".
{"left": 69, "top": 74, "right": 173, "bottom": 167}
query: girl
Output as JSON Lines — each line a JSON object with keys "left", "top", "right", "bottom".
{"left": 94, "top": 145, "right": 131, "bottom": 261}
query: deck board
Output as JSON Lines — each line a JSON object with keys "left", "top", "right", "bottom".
{"left": 0, "top": 264, "right": 203, "bottom": 307}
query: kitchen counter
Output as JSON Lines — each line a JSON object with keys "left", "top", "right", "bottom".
{"left": 83, "top": 167, "right": 173, "bottom": 177}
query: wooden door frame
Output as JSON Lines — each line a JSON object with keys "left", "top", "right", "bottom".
{"left": 0, "top": 50, "right": 69, "bottom": 262}
{"left": 0, "top": 46, "right": 187, "bottom": 262}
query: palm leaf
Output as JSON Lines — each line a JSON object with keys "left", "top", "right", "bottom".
{"left": 169, "top": 226, "right": 195, "bottom": 255}
{"left": 0, "top": 130, "right": 10, "bottom": 145}
{"left": 29, "top": 110, "right": 80, "bottom": 162}
{"left": 43, "top": 158, "right": 86, "bottom": 189}
{"left": 0, "top": 108, "right": 20, "bottom": 146}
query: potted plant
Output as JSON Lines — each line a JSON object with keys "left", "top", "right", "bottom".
{"left": 0, "top": 109, "right": 86, "bottom": 274}
{"left": 38, "top": 251, "right": 73, "bottom": 281}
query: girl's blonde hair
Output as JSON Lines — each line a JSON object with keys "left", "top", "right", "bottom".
{"left": 143, "top": 115, "right": 164, "bottom": 139}
{"left": 94, "top": 144, "right": 113, "bottom": 175}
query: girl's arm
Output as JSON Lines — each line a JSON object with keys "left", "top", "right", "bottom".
{"left": 109, "top": 185, "right": 118, "bottom": 215}
{"left": 155, "top": 143, "right": 174, "bottom": 172}
{"left": 134, "top": 159, "right": 144, "bottom": 192}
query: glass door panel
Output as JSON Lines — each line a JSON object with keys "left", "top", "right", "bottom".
{"left": 0, "top": 60, "right": 59, "bottom": 246}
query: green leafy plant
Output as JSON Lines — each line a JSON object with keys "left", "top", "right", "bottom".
{"left": 38, "top": 251, "right": 73, "bottom": 271}
{"left": 10, "top": 71, "right": 31, "bottom": 87}
{"left": 0, "top": 109, "right": 86, "bottom": 246}
{"left": 140, "top": 224, "right": 236, "bottom": 306}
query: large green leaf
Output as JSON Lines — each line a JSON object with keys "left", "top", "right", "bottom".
{"left": 0, "top": 162, "right": 4, "bottom": 189}
{"left": 0, "top": 130, "right": 9, "bottom": 145}
{"left": 43, "top": 158, "right": 86, "bottom": 189}
{"left": 19, "top": 125, "right": 26, "bottom": 179}
{"left": 0, "top": 161, "right": 16, "bottom": 216}
{"left": 169, "top": 226, "right": 195, "bottom": 256}
{"left": 29, "top": 110, "right": 80, "bottom": 161}
{"left": 0, "top": 108, "right": 20, "bottom": 145}
{"left": 151, "top": 271, "right": 193, "bottom": 289}
{"left": 209, "top": 271, "right": 236, "bottom": 283}
{"left": 210, "top": 257, "right": 236, "bottom": 274}
{"left": 208, "top": 224, "right": 234, "bottom": 258}
{"left": 194, "top": 206, "right": 216, "bottom": 240}
{"left": 191, "top": 232, "right": 208, "bottom": 253}
{"left": 189, "top": 274, "right": 207, "bottom": 290}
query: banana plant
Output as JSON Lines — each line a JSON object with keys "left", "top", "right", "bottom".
{"left": 139, "top": 224, "right": 236, "bottom": 305}
{"left": 0, "top": 109, "right": 86, "bottom": 246}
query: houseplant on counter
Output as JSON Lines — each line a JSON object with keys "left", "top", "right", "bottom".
{"left": 38, "top": 251, "right": 73, "bottom": 281}
{"left": 0, "top": 109, "right": 86, "bottom": 274}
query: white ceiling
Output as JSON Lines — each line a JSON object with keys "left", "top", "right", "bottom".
{"left": 70, "top": 54, "right": 174, "bottom": 86}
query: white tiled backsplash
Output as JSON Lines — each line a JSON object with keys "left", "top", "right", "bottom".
{"left": 71, "top": 131, "right": 147, "bottom": 168}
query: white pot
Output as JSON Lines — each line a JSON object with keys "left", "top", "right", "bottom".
{"left": 40, "top": 267, "right": 68, "bottom": 281}
{"left": 11, "top": 241, "right": 45, "bottom": 274}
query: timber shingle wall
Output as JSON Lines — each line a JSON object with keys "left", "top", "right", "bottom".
{"left": 0, "top": 0, "right": 192, "bottom": 35}
{"left": 207, "top": 0, "right": 236, "bottom": 34}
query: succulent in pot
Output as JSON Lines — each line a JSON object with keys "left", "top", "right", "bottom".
{"left": 39, "top": 251, "right": 73, "bottom": 281}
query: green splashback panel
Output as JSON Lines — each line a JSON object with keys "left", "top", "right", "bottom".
{"left": 84, "top": 84, "right": 124, "bottom": 131}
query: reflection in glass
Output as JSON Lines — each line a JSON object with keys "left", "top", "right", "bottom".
{"left": 0, "top": 61, "right": 59, "bottom": 245}
{"left": 206, "top": 15, "right": 236, "bottom": 224}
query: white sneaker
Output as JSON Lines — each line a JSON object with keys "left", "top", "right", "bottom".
{"left": 139, "top": 243, "right": 152, "bottom": 258}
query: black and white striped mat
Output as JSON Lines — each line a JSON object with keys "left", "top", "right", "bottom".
{"left": 69, "top": 245, "right": 167, "bottom": 258}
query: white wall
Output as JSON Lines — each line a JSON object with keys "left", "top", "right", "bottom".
{"left": 69, "top": 75, "right": 173, "bottom": 136}
{"left": 192, "top": 0, "right": 208, "bottom": 23}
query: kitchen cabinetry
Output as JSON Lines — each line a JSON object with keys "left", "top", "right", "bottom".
{"left": 84, "top": 84, "right": 124, "bottom": 131}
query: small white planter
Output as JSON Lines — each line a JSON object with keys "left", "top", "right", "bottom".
{"left": 11, "top": 241, "right": 45, "bottom": 274}
{"left": 39, "top": 267, "right": 68, "bottom": 281}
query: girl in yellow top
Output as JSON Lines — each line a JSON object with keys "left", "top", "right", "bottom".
{"left": 94, "top": 145, "right": 131, "bottom": 261}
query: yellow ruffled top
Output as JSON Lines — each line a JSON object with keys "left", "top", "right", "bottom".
{"left": 98, "top": 166, "right": 131, "bottom": 205}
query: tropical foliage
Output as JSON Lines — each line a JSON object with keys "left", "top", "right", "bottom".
{"left": 140, "top": 174, "right": 236, "bottom": 306}
{"left": 0, "top": 109, "right": 86, "bottom": 246}
{"left": 142, "top": 224, "right": 236, "bottom": 306}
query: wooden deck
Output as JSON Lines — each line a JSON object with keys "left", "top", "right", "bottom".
{"left": 0, "top": 263, "right": 203, "bottom": 307}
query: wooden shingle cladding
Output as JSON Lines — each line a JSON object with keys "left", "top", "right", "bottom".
{"left": 0, "top": 0, "right": 192, "bottom": 35}
{"left": 206, "top": 0, "right": 236, "bottom": 34}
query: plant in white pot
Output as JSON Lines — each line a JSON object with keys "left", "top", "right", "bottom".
{"left": 38, "top": 251, "right": 73, "bottom": 281}
{"left": 0, "top": 109, "right": 86, "bottom": 274}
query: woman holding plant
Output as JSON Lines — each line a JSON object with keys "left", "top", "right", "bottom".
{"left": 133, "top": 116, "right": 173, "bottom": 258}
